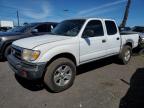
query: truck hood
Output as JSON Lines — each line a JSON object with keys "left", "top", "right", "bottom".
{"left": 13, "top": 34, "right": 71, "bottom": 49}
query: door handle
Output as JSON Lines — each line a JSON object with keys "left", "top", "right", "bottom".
{"left": 102, "top": 39, "right": 106, "bottom": 43}
{"left": 117, "top": 37, "right": 120, "bottom": 40}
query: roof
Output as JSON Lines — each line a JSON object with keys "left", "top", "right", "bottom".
{"left": 66, "top": 17, "right": 114, "bottom": 21}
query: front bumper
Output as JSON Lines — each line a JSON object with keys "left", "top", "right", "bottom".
{"left": 7, "top": 54, "right": 46, "bottom": 80}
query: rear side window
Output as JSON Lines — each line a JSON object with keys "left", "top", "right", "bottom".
{"left": 105, "top": 21, "right": 117, "bottom": 35}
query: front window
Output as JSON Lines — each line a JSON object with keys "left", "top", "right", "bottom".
{"left": 82, "top": 20, "right": 104, "bottom": 37}
{"left": 51, "top": 20, "right": 85, "bottom": 37}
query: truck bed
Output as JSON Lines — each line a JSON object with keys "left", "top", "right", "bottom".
{"left": 120, "top": 31, "right": 138, "bottom": 35}
{"left": 120, "top": 31, "right": 139, "bottom": 48}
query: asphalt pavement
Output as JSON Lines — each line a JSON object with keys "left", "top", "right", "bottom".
{"left": 0, "top": 55, "right": 144, "bottom": 108}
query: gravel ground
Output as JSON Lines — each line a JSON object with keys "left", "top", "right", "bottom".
{"left": 0, "top": 55, "right": 144, "bottom": 108}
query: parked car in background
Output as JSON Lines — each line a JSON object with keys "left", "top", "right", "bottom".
{"left": 7, "top": 18, "right": 139, "bottom": 92}
{"left": 0, "top": 22, "right": 58, "bottom": 59}
{"left": 131, "top": 26, "right": 144, "bottom": 48}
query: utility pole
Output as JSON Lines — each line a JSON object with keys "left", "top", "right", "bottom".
{"left": 17, "top": 10, "right": 20, "bottom": 26}
{"left": 120, "top": 0, "right": 131, "bottom": 28}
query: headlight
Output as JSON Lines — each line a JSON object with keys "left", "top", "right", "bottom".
{"left": 22, "top": 49, "right": 40, "bottom": 61}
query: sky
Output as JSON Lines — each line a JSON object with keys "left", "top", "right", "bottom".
{"left": 0, "top": 0, "right": 143, "bottom": 27}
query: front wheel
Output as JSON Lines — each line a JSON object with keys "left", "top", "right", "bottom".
{"left": 44, "top": 58, "right": 76, "bottom": 92}
{"left": 119, "top": 45, "right": 132, "bottom": 65}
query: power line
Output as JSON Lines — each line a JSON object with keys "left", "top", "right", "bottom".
{"left": 0, "top": 4, "right": 34, "bottom": 11}
{"left": 0, "top": 12, "right": 16, "bottom": 15}
{"left": 0, "top": 5, "right": 17, "bottom": 10}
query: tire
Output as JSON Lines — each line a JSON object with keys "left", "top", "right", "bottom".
{"left": 44, "top": 58, "right": 76, "bottom": 92}
{"left": 4, "top": 45, "right": 11, "bottom": 59}
{"left": 119, "top": 45, "right": 132, "bottom": 65}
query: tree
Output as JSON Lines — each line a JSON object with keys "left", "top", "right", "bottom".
{"left": 120, "top": 0, "right": 131, "bottom": 28}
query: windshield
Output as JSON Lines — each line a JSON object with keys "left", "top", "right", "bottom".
{"left": 51, "top": 19, "right": 85, "bottom": 36}
{"left": 8, "top": 24, "right": 36, "bottom": 33}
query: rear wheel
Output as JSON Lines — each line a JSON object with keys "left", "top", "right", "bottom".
{"left": 119, "top": 45, "right": 132, "bottom": 64}
{"left": 44, "top": 58, "right": 76, "bottom": 92}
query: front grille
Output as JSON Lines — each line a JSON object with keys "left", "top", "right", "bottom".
{"left": 12, "top": 46, "right": 22, "bottom": 60}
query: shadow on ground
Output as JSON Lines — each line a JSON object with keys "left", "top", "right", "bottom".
{"left": 15, "top": 74, "right": 44, "bottom": 91}
{"left": 0, "top": 59, "right": 6, "bottom": 62}
{"left": 119, "top": 68, "right": 144, "bottom": 108}
{"left": 132, "top": 48, "right": 144, "bottom": 56}
{"left": 77, "top": 56, "right": 117, "bottom": 75}
{"left": 14, "top": 56, "right": 118, "bottom": 92}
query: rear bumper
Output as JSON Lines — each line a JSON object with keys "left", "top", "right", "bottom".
{"left": 7, "top": 54, "right": 46, "bottom": 80}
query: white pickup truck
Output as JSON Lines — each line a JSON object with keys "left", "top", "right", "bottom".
{"left": 7, "top": 18, "right": 139, "bottom": 92}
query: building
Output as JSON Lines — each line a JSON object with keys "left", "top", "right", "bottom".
{"left": 0, "top": 21, "right": 14, "bottom": 32}
{"left": 0, "top": 21, "right": 14, "bottom": 28}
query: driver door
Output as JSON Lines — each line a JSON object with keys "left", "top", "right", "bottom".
{"left": 80, "top": 20, "right": 108, "bottom": 63}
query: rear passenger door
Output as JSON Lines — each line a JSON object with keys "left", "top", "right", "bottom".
{"left": 105, "top": 20, "right": 121, "bottom": 54}
{"left": 80, "top": 20, "right": 108, "bottom": 63}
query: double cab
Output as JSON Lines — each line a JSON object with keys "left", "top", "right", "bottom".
{"left": 7, "top": 18, "right": 139, "bottom": 92}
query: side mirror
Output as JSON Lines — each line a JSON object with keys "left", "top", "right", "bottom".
{"left": 31, "top": 29, "right": 38, "bottom": 33}
{"left": 82, "top": 29, "right": 94, "bottom": 38}
{"left": 51, "top": 25, "right": 54, "bottom": 31}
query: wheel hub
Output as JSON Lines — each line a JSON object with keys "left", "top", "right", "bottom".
{"left": 124, "top": 50, "right": 131, "bottom": 61}
{"left": 54, "top": 65, "right": 72, "bottom": 86}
